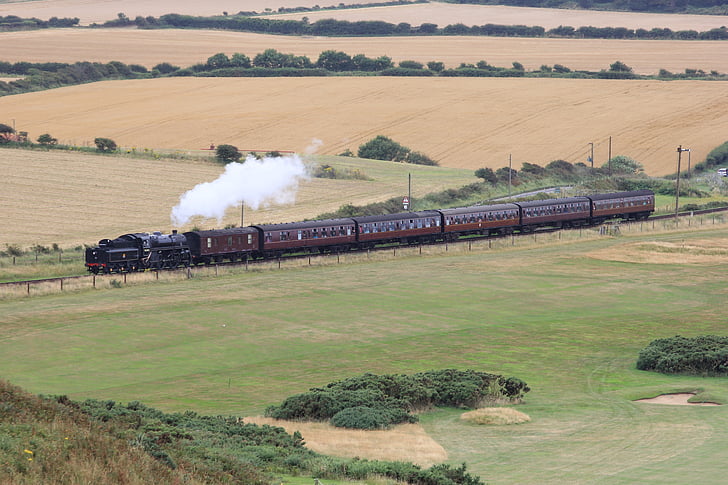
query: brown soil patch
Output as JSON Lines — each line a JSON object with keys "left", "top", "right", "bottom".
{"left": 635, "top": 393, "right": 720, "bottom": 406}
{"left": 0, "top": 28, "right": 725, "bottom": 75}
{"left": 244, "top": 416, "right": 448, "bottom": 467}
{"left": 2, "top": 77, "right": 725, "bottom": 177}
{"left": 588, "top": 238, "right": 728, "bottom": 265}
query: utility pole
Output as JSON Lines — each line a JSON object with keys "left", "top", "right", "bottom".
{"left": 508, "top": 153, "right": 512, "bottom": 197}
{"left": 608, "top": 136, "right": 612, "bottom": 174}
{"left": 241, "top": 201, "right": 245, "bottom": 227}
{"left": 588, "top": 142, "right": 594, "bottom": 169}
{"left": 675, "top": 145, "right": 683, "bottom": 222}
{"left": 408, "top": 173, "right": 411, "bottom": 210}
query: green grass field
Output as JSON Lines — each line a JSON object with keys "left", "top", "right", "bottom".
{"left": 2, "top": 221, "right": 728, "bottom": 483}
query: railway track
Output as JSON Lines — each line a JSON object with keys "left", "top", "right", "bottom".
{"left": 2, "top": 207, "right": 726, "bottom": 292}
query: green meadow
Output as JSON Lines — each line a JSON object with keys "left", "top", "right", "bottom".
{"left": 2, "top": 222, "right": 728, "bottom": 483}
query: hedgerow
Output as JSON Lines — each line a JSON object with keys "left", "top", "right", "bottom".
{"left": 636, "top": 335, "right": 728, "bottom": 375}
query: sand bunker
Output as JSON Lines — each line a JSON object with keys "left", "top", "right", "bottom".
{"left": 635, "top": 393, "right": 720, "bottom": 406}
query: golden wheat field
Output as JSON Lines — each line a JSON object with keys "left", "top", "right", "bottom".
{"left": 2, "top": 76, "right": 725, "bottom": 174}
{"left": 1, "top": 28, "right": 727, "bottom": 75}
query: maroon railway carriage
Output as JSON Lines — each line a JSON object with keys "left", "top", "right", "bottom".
{"left": 184, "top": 227, "right": 260, "bottom": 264}
{"left": 516, "top": 197, "right": 591, "bottom": 230}
{"left": 254, "top": 218, "right": 357, "bottom": 257}
{"left": 440, "top": 203, "right": 520, "bottom": 238}
{"left": 354, "top": 210, "right": 443, "bottom": 247}
{"left": 588, "top": 190, "right": 655, "bottom": 223}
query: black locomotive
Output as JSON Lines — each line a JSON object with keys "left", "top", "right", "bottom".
{"left": 85, "top": 190, "right": 655, "bottom": 274}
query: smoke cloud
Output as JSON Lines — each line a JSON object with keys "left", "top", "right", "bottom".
{"left": 171, "top": 154, "right": 308, "bottom": 227}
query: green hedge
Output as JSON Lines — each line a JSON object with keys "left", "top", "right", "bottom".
{"left": 636, "top": 335, "right": 728, "bottom": 375}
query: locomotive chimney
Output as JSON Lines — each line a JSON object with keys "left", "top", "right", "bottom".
{"left": 172, "top": 230, "right": 178, "bottom": 234}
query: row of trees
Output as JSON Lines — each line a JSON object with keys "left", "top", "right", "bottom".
{"left": 0, "top": 55, "right": 723, "bottom": 101}
{"left": 111, "top": 12, "right": 728, "bottom": 41}
{"left": 0, "top": 15, "right": 78, "bottom": 31}
{"left": 445, "top": 0, "right": 727, "bottom": 14}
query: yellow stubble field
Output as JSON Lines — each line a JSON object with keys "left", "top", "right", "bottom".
{"left": 2, "top": 76, "right": 725, "bottom": 174}
{"left": 1, "top": 28, "right": 727, "bottom": 75}
{"left": 3, "top": 75, "right": 726, "bottom": 247}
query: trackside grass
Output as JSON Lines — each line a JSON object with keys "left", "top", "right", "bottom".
{"left": 1, "top": 222, "right": 728, "bottom": 483}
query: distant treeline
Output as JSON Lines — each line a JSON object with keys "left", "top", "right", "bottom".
{"left": 102, "top": 12, "right": 728, "bottom": 40}
{"left": 444, "top": 0, "right": 728, "bottom": 15}
{"left": 0, "top": 15, "right": 79, "bottom": 31}
{"left": 0, "top": 61, "right": 148, "bottom": 96}
{"left": 1, "top": 53, "right": 726, "bottom": 98}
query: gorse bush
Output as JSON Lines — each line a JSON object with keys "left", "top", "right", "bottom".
{"left": 265, "top": 369, "right": 530, "bottom": 429}
{"left": 636, "top": 335, "right": 728, "bottom": 375}
{"left": 1, "top": 379, "right": 485, "bottom": 485}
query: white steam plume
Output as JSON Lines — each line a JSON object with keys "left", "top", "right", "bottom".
{"left": 171, "top": 154, "right": 308, "bottom": 227}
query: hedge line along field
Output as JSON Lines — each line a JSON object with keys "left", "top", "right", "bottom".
{"left": 2, "top": 77, "right": 726, "bottom": 181}
{"left": 1, "top": 224, "right": 727, "bottom": 482}
{"left": 0, "top": 148, "right": 475, "bottom": 248}
{"left": 2, "top": 28, "right": 727, "bottom": 75}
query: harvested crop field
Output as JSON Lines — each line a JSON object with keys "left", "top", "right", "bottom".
{"left": 2, "top": 76, "right": 725, "bottom": 176}
{"left": 0, "top": 0, "right": 353, "bottom": 25}
{"left": 1, "top": 28, "right": 726, "bottom": 75}
{"left": 1, "top": 0, "right": 727, "bottom": 30}
{"left": 0, "top": 147, "right": 475, "bottom": 248}
{"left": 268, "top": 2, "right": 728, "bottom": 31}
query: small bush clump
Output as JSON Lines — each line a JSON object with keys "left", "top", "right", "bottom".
{"left": 265, "top": 369, "right": 529, "bottom": 429}
{"left": 636, "top": 335, "right": 728, "bottom": 375}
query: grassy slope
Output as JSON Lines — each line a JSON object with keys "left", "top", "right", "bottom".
{"left": 1, "top": 222, "right": 728, "bottom": 483}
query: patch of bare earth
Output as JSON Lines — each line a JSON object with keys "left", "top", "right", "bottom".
{"left": 587, "top": 239, "right": 728, "bottom": 265}
{"left": 244, "top": 416, "right": 448, "bottom": 467}
{"left": 635, "top": 393, "right": 720, "bottom": 406}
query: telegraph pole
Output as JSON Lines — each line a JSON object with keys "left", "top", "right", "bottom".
{"left": 588, "top": 142, "right": 594, "bottom": 168}
{"left": 675, "top": 145, "right": 683, "bottom": 222}
{"left": 508, "top": 153, "right": 512, "bottom": 197}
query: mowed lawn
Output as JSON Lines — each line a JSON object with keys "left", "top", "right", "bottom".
{"left": 2, "top": 223, "right": 728, "bottom": 483}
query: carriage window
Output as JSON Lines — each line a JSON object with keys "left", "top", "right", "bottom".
{"left": 248, "top": 234, "right": 253, "bottom": 244}
{"left": 207, "top": 237, "right": 213, "bottom": 248}
{"left": 227, "top": 236, "right": 233, "bottom": 245}
{"left": 264, "top": 233, "right": 272, "bottom": 243}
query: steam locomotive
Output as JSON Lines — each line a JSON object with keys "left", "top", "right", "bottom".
{"left": 85, "top": 190, "right": 655, "bottom": 274}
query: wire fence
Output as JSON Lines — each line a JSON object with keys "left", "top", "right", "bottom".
{"left": 1, "top": 212, "right": 726, "bottom": 300}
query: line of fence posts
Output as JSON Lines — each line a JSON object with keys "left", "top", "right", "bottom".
{"left": 3, "top": 211, "right": 727, "bottom": 298}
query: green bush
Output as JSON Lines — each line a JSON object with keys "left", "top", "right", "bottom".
{"left": 265, "top": 370, "right": 529, "bottom": 429}
{"left": 94, "top": 137, "right": 117, "bottom": 153}
{"left": 636, "top": 335, "right": 728, "bottom": 375}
